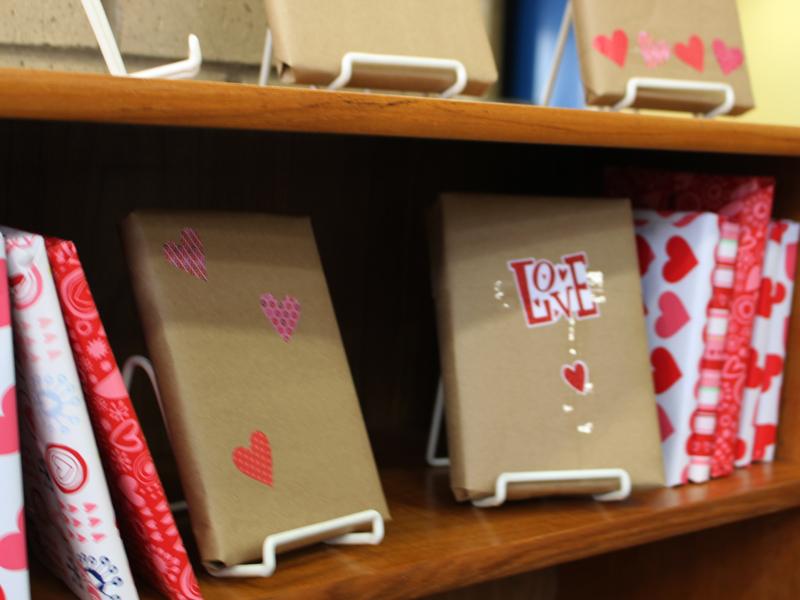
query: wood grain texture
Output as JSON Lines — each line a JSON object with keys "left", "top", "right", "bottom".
{"left": 1, "top": 68, "right": 800, "bottom": 156}
{"left": 558, "top": 508, "right": 800, "bottom": 600}
{"left": 29, "top": 463, "right": 800, "bottom": 599}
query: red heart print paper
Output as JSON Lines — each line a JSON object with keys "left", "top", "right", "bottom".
{"left": 232, "top": 431, "right": 273, "bottom": 486}
{"left": 745, "top": 221, "right": 799, "bottom": 463}
{"left": 46, "top": 238, "right": 201, "bottom": 600}
{"left": 636, "top": 210, "right": 720, "bottom": 486}
{"left": 163, "top": 229, "right": 207, "bottom": 282}
{"left": 3, "top": 229, "right": 139, "bottom": 600}
{"left": 0, "top": 233, "right": 30, "bottom": 600}
{"left": 607, "top": 170, "right": 774, "bottom": 478}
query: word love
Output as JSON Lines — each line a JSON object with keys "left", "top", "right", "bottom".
{"left": 508, "top": 252, "right": 600, "bottom": 328}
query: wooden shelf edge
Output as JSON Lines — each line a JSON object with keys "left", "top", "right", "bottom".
{"left": 1, "top": 69, "right": 800, "bottom": 157}
{"left": 29, "top": 463, "right": 800, "bottom": 599}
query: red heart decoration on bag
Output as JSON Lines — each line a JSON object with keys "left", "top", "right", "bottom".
{"left": 655, "top": 291, "right": 690, "bottom": 338}
{"left": 663, "top": 236, "right": 698, "bottom": 283}
{"left": 651, "top": 347, "right": 682, "bottom": 394}
{"left": 712, "top": 38, "right": 744, "bottom": 75}
{"left": 593, "top": 29, "right": 628, "bottom": 67}
{"left": 656, "top": 404, "right": 675, "bottom": 442}
{"left": 260, "top": 293, "right": 301, "bottom": 343}
{"left": 232, "top": 431, "right": 273, "bottom": 486}
{"left": 674, "top": 35, "right": 705, "bottom": 72}
{"left": 163, "top": 228, "right": 207, "bottom": 281}
{"left": 0, "top": 387, "right": 19, "bottom": 456}
{"left": 561, "top": 360, "right": 589, "bottom": 395}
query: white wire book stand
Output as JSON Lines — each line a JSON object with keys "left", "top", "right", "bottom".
{"left": 541, "top": 0, "right": 735, "bottom": 118}
{"left": 122, "top": 355, "right": 385, "bottom": 578}
{"left": 80, "top": 0, "right": 202, "bottom": 79}
{"left": 257, "top": 29, "right": 468, "bottom": 98}
{"left": 426, "top": 379, "right": 633, "bottom": 507}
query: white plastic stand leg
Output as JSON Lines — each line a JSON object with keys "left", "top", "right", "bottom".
{"left": 472, "top": 469, "right": 632, "bottom": 508}
{"left": 329, "top": 52, "right": 468, "bottom": 98}
{"left": 258, "top": 29, "right": 273, "bottom": 87}
{"left": 427, "top": 377, "right": 632, "bottom": 506}
{"left": 206, "top": 509, "right": 384, "bottom": 578}
{"left": 122, "top": 355, "right": 385, "bottom": 577}
{"left": 80, "top": 0, "right": 202, "bottom": 79}
{"left": 425, "top": 380, "right": 450, "bottom": 467}
{"left": 612, "top": 77, "right": 735, "bottom": 118}
{"left": 541, "top": 0, "right": 735, "bottom": 117}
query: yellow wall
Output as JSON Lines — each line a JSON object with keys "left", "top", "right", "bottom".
{"left": 736, "top": 0, "right": 800, "bottom": 125}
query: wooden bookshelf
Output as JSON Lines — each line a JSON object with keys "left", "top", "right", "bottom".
{"left": 3, "top": 70, "right": 800, "bottom": 599}
{"left": 29, "top": 463, "right": 800, "bottom": 599}
{"left": 1, "top": 68, "right": 800, "bottom": 156}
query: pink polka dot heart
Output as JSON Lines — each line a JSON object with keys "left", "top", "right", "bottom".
{"left": 260, "top": 293, "right": 301, "bottom": 343}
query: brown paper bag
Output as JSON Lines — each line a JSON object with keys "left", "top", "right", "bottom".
{"left": 430, "top": 194, "right": 664, "bottom": 502}
{"left": 122, "top": 211, "right": 389, "bottom": 567}
{"left": 572, "top": 0, "right": 754, "bottom": 114}
{"left": 263, "top": 0, "right": 498, "bottom": 95}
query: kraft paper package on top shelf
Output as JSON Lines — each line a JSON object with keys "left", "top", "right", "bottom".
{"left": 572, "top": 0, "right": 754, "bottom": 114}
{"left": 429, "top": 194, "right": 665, "bottom": 502}
{"left": 263, "top": 0, "right": 498, "bottom": 95}
{"left": 121, "top": 211, "right": 389, "bottom": 569}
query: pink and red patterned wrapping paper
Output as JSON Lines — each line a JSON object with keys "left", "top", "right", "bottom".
{"left": 3, "top": 229, "right": 139, "bottom": 600}
{"left": 743, "top": 221, "right": 799, "bottom": 464}
{"left": 607, "top": 170, "right": 774, "bottom": 478}
{"left": 45, "top": 238, "right": 201, "bottom": 600}
{"left": 686, "top": 220, "right": 739, "bottom": 483}
{"left": 0, "top": 232, "right": 30, "bottom": 600}
{"left": 636, "top": 210, "right": 720, "bottom": 487}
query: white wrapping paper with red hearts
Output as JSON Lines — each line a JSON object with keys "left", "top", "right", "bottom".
{"left": 2, "top": 229, "right": 139, "bottom": 600}
{"left": 635, "top": 210, "right": 720, "bottom": 487}
{"left": 0, "top": 232, "right": 30, "bottom": 600}
{"left": 750, "top": 221, "right": 800, "bottom": 463}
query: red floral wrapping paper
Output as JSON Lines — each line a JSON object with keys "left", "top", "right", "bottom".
{"left": 45, "top": 238, "right": 201, "bottom": 600}
{"left": 606, "top": 169, "right": 774, "bottom": 478}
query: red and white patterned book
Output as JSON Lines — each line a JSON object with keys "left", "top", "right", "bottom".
{"left": 46, "top": 237, "right": 201, "bottom": 600}
{"left": 3, "top": 229, "right": 139, "bottom": 600}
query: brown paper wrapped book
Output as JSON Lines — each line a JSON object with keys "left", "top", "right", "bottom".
{"left": 572, "top": 0, "right": 754, "bottom": 114}
{"left": 430, "top": 194, "right": 664, "bottom": 502}
{"left": 263, "top": 0, "right": 498, "bottom": 95}
{"left": 122, "top": 211, "right": 389, "bottom": 568}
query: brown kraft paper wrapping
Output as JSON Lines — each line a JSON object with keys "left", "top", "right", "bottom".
{"left": 263, "top": 0, "right": 498, "bottom": 95}
{"left": 122, "top": 211, "right": 389, "bottom": 568}
{"left": 572, "top": 0, "right": 754, "bottom": 114}
{"left": 430, "top": 194, "right": 665, "bottom": 502}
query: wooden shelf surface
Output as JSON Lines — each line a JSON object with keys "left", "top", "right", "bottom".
{"left": 31, "top": 461, "right": 800, "bottom": 599}
{"left": 2, "top": 69, "right": 800, "bottom": 157}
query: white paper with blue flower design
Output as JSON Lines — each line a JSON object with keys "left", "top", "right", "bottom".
{"left": 3, "top": 228, "right": 138, "bottom": 600}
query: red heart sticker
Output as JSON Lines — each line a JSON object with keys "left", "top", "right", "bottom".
{"left": 712, "top": 38, "right": 744, "bottom": 75}
{"left": 593, "top": 29, "right": 628, "bottom": 67}
{"left": 163, "top": 228, "right": 207, "bottom": 281}
{"left": 674, "top": 35, "right": 705, "bottom": 72}
{"left": 232, "top": 431, "right": 273, "bottom": 487}
{"left": 561, "top": 360, "right": 589, "bottom": 395}
{"left": 651, "top": 347, "right": 682, "bottom": 394}
{"left": 636, "top": 234, "right": 655, "bottom": 277}
{"left": 260, "top": 293, "right": 301, "bottom": 343}
{"left": 663, "top": 236, "right": 698, "bottom": 283}
{"left": 655, "top": 291, "right": 690, "bottom": 338}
